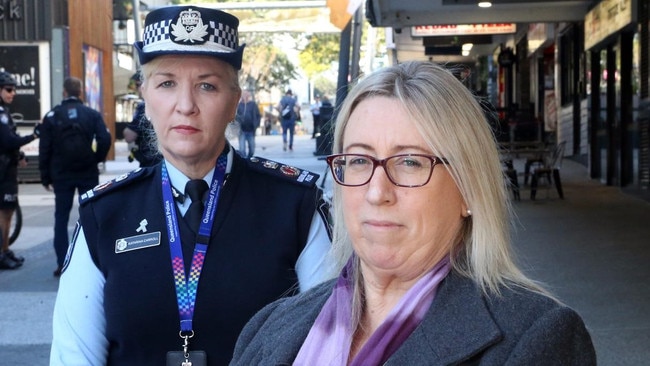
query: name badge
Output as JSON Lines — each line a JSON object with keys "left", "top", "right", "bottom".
{"left": 115, "top": 232, "right": 161, "bottom": 253}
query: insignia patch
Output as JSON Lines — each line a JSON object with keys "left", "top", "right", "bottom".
{"left": 263, "top": 161, "right": 279, "bottom": 169}
{"left": 170, "top": 8, "right": 209, "bottom": 45}
{"left": 114, "top": 173, "right": 130, "bottom": 183}
{"left": 1, "top": 114, "right": 8, "bottom": 124}
{"left": 297, "top": 169, "right": 317, "bottom": 183}
{"left": 80, "top": 189, "right": 95, "bottom": 201}
{"left": 93, "top": 180, "right": 113, "bottom": 193}
{"left": 248, "top": 156, "right": 320, "bottom": 187}
{"left": 79, "top": 167, "right": 153, "bottom": 205}
{"left": 280, "top": 165, "right": 300, "bottom": 177}
{"left": 115, "top": 232, "right": 161, "bottom": 253}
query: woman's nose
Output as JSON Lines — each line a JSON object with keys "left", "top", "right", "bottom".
{"left": 364, "top": 166, "right": 395, "bottom": 204}
{"left": 175, "top": 88, "right": 198, "bottom": 115}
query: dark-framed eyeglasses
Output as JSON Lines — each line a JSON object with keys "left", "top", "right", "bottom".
{"left": 325, "top": 153, "right": 449, "bottom": 187}
{"left": 3, "top": 87, "right": 16, "bottom": 93}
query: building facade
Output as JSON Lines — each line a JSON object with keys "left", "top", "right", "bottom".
{"left": 0, "top": 0, "right": 114, "bottom": 181}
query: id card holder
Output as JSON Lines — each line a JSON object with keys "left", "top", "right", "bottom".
{"left": 166, "top": 350, "right": 207, "bottom": 366}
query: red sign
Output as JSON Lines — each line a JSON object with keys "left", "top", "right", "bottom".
{"left": 412, "top": 23, "right": 516, "bottom": 37}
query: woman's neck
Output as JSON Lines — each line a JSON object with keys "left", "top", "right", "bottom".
{"left": 164, "top": 143, "right": 228, "bottom": 179}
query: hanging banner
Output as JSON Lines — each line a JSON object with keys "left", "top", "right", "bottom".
{"left": 327, "top": 0, "right": 363, "bottom": 30}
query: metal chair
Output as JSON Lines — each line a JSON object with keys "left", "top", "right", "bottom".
{"left": 530, "top": 141, "right": 566, "bottom": 200}
{"left": 502, "top": 159, "right": 520, "bottom": 201}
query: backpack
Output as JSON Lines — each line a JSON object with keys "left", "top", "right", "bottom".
{"left": 54, "top": 108, "right": 96, "bottom": 171}
{"left": 237, "top": 101, "right": 261, "bottom": 132}
{"left": 281, "top": 104, "right": 293, "bottom": 119}
{"left": 280, "top": 97, "right": 296, "bottom": 120}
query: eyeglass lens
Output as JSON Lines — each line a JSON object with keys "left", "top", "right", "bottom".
{"left": 3, "top": 87, "right": 15, "bottom": 93}
{"left": 329, "top": 154, "right": 437, "bottom": 187}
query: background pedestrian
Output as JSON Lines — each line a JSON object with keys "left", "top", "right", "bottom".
{"left": 310, "top": 95, "right": 321, "bottom": 139}
{"left": 236, "top": 90, "right": 261, "bottom": 158}
{"left": 277, "top": 89, "right": 298, "bottom": 151}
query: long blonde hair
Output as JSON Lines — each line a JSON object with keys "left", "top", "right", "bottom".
{"left": 328, "top": 61, "right": 545, "bottom": 298}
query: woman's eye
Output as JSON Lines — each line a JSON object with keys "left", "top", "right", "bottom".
{"left": 158, "top": 80, "right": 175, "bottom": 88}
{"left": 396, "top": 157, "right": 423, "bottom": 168}
{"left": 349, "top": 157, "right": 370, "bottom": 166}
{"left": 200, "top": 83, "right": 217, "bottom": 91}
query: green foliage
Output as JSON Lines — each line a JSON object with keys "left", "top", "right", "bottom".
{"left": 238, "top": 33, "right": 298, "bottom": 94}
{"left": 298, "top": 33, "right": 340, "bottom": 79}
{"left": 312, "top": 75, "right": 336, "bottom": 99}
{"left": 159, "top": 2, "right": 345, "bottom": 97}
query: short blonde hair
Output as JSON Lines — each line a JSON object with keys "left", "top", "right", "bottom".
{"left": 328, "top": 61, "right": 543, "bottom": 296}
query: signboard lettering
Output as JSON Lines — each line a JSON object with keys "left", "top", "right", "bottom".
{"left": 0, "top": 0, "right": 22, "bottom": 20}
{"left": 412, "top": 23, "right": 515, "bottom": 37}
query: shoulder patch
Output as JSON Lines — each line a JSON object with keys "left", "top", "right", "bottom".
{"left": 79, "top": 167, "right": 154, "bottom": 205}
{"left": 247, "top": 156, "right": 320, "bottom": 187}
{"left": 45, "top": 110, "right": 55, "bottom": 118}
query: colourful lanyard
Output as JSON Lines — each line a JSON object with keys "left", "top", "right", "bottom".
{"left": 161, "top": 153, "right": 227, "bottom": 334}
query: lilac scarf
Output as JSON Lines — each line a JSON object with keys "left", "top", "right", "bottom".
{"left": 294, "top": 257, "right": 451, "bottom": 365}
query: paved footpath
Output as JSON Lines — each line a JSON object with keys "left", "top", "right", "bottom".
{"left": 2, "top": 134, "right": 649, "bottom": 365}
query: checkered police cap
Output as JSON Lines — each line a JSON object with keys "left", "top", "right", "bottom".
{"left": 134, "top": 6, "right": 245, "bottom": 70}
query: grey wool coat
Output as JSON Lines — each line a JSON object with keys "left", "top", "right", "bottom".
{"left": 230, "top": 270, "right": 596, "bottom": 366}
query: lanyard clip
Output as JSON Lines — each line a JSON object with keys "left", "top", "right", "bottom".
{"left": 179, "top": 330, "right": 194, "bottom": 360}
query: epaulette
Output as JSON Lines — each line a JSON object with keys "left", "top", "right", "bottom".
{"left": 246, "top": 156, "right": 320, "bottom": 187}
{"left": 79, "top": 167, "right": 155, "bottom": 205}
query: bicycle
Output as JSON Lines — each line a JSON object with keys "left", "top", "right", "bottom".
{"left": 3, "top": 202, "right": 22, "bottom": 246}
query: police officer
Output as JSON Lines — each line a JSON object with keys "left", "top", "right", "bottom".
{"left": 38, "top": 76, "right": 112, "bottom": 277}
{"left": 123, "top": 101, "right": 162, "bottom": 167}
{"left": 122, "top": 73, "right": 162, "bottom": 167}
{"left": 0, "top": 71, "right": 39, "bottom": 269}
{"left": 50, "top": 6, "right": 332, "bottom": 366}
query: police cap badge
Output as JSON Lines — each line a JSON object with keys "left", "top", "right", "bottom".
{"left": 133, "top": 6, "right": 245, "bottom": 70}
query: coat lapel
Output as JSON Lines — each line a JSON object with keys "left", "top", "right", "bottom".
{"left": 387, "top": 272, "right": 502, "bottom": 365}
{"left": 260, "top": 273, "right": 502, "bottom": 365}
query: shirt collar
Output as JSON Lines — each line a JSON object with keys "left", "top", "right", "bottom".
{"left": 164, "top": 144, "right": 233, "bottom": 203}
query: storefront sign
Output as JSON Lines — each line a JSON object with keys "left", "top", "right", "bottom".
{"left": 0, "top": 0, "right": 22, "bottom": 20}
{"left": 411, "top": 23, "right": 515, "bottom": 37}
{"left": 0, "top": 45, "right": 41, "bottom": 122}
{"left": 584, "top": 0, "right": 634, "bottom": 50}
{"left": 527, "top": 23, "right": 554, "bottom": 56}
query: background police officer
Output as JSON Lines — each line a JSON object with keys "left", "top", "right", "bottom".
{"left": 0, "top": 71, "right": 39, "bottom": 269}
{"left": 38, "top": 76, "right": 111, "bottom": 276}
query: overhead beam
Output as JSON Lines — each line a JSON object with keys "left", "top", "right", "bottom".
{"left": 368, "top": 1, "right": 593, "bottom": 28}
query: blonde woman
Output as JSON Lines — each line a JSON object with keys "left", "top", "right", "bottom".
{"left": 231, "top": 61, "right": 595, "bottom": 365}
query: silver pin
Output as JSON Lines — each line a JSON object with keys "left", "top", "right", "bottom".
{"left": 136, "top": 219, "right": 148, "bottom": 233}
